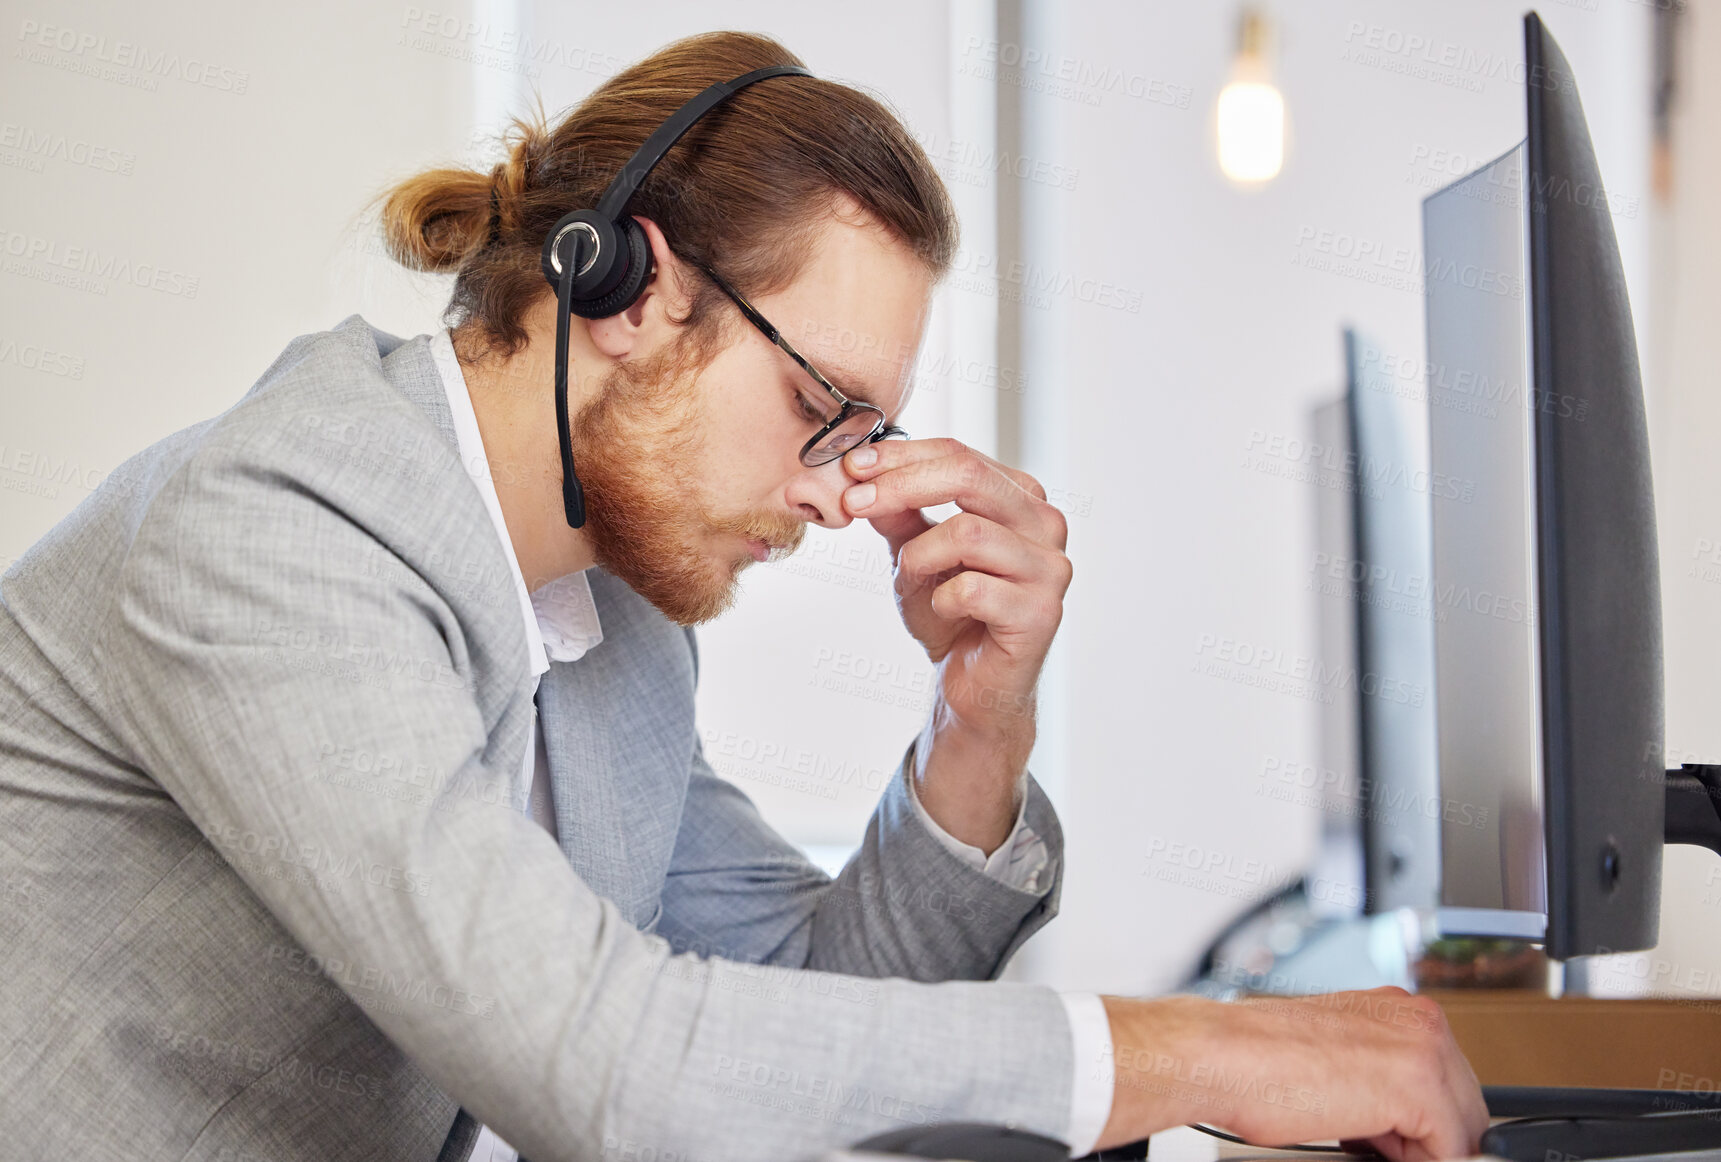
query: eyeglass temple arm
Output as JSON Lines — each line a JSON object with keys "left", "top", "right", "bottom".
{"left": 698, "top": 261, "right": 862, "bottom": 411}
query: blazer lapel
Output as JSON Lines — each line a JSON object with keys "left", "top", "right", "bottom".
{"left": 368, "top": 319, "right": 535, "bottom": 801}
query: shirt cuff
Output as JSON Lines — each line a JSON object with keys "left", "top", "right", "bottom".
{"left": 901, "top": 742, "right": 1051, "bottom": 894}
{"left": 1059, "top": 991, "right": 1114, "bottom": 1158}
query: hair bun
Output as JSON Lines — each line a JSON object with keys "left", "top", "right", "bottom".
{"left": 375, "top": 162, "right": 494, "bottom": 273}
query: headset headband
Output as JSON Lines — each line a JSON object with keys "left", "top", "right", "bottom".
{"left": 595, "top": 64, "right": 811, "bottom": 221}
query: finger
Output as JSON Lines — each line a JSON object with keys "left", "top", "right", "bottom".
{"left": 1427, "top": 1009, "right": 1488, "bottom": 1151}
{"left": 928, "top": 571, "right": 1057, "bottom": 640}
{"left": 838, "top": 440, "right": 937, "bottom": 559}
{"left": 843, "top": 438, "right": 1057, "bottom": 539}
{"left": 1400, "top": 1091, "right": 1469, "bottom": 1162}
{"left": 845, "top": 435, "right": 1048, "bottom": 502}
{"left": 1417, "top": 1000, "right": 1488, "bottom": 1156}
{"left": 1449, "top": 1051, "right": 1490, "bottom": 1153}
{"left": 846, "top": 449, "right": 1064, "bottom": 549}
{"left": 861, "top": 505, "right": 936, "bottom": 562}
{"left": 1466, "top": 1088, "right": 1491, "bottom": 1153}
{"left": 895, "top": 511, "right": 1064, "bottom": 599}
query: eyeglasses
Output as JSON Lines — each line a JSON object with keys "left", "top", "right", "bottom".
{"left": 694, "top": 261, "right": 908, "bottom": 466}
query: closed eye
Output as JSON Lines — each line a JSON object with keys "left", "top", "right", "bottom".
{"left": 793, "top": 389, "right": 827, "bottom": 427}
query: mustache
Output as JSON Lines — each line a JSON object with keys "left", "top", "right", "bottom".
{"left": 712, "top": 512, "right": 805, "bottom": 557}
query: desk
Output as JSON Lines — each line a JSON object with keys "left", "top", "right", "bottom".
{"left": 1425, "top": 990, "right": 1721, "bottom": 1089}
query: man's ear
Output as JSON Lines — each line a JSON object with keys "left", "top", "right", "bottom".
{"left": 584, "top": 215, "right": 692, "bottom": 360}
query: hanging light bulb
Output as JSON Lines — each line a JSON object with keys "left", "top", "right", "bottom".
{"left": 1217, "top": 7, "right": 1285, "bottom": 185}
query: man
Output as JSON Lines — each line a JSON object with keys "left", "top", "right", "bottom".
{"left": 0, "top": 30, "right": 1487, "bottom": 1162}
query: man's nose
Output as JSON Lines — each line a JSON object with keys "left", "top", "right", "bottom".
{"left": 787, "top": 456, "right": 859, "bottom": 529}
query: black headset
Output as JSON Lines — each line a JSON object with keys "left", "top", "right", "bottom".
{"left": 536, "top": 63, "right": 811, "bottom": 529}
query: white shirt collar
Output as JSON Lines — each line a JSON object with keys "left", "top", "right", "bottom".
{"left": 428, "top": 328, "right": 603, "bottom": 675}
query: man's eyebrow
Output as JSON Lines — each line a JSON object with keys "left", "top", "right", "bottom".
{"left": 819, "top": 365, "right": 893, "bottom": 422}
{"left": 785, "top": 331, "right": 898, "bottom": 423}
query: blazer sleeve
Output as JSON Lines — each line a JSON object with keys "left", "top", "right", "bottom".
{"left": 655, "top": 629, "right": 1066, "bottom": 982}
{"left": 90, "top": 427, "right": 1078, "bottom": 1162}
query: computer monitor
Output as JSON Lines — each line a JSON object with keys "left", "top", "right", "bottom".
{"left": 1424, "top": 12, "right": 1663, "bottom": 960}
{"left": 1193, "top": 11, "right": 1670, "bottom": 997}
{"left": 1344, "top": 330, "right": 1444, "bottom": 918}
{"left": 1181, "top": 376, "right": 1436, "bottom": 999}
{"left": 1304, "top": 330, "right": 1443, "bottom": 924}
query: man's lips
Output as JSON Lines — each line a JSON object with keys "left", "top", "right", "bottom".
{"left": 746, "top": 537, "right": 771, "bottom": 563}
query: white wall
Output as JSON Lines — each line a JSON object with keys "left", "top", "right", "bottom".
{"left": 1, "top": 0, "right": 473, "bottom": 561}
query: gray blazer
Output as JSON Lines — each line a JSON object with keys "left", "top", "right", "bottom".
{"left": 0, "top": 314, "right": 1077, "bottom": 1162}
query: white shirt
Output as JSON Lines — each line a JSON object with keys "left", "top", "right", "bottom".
{"left": 428, "top": 329, "right": 1111, "bottom": 1160}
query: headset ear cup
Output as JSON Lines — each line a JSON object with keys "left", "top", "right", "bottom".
{"left": 569, "top": 217, "right": 654, "bottom": 319}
